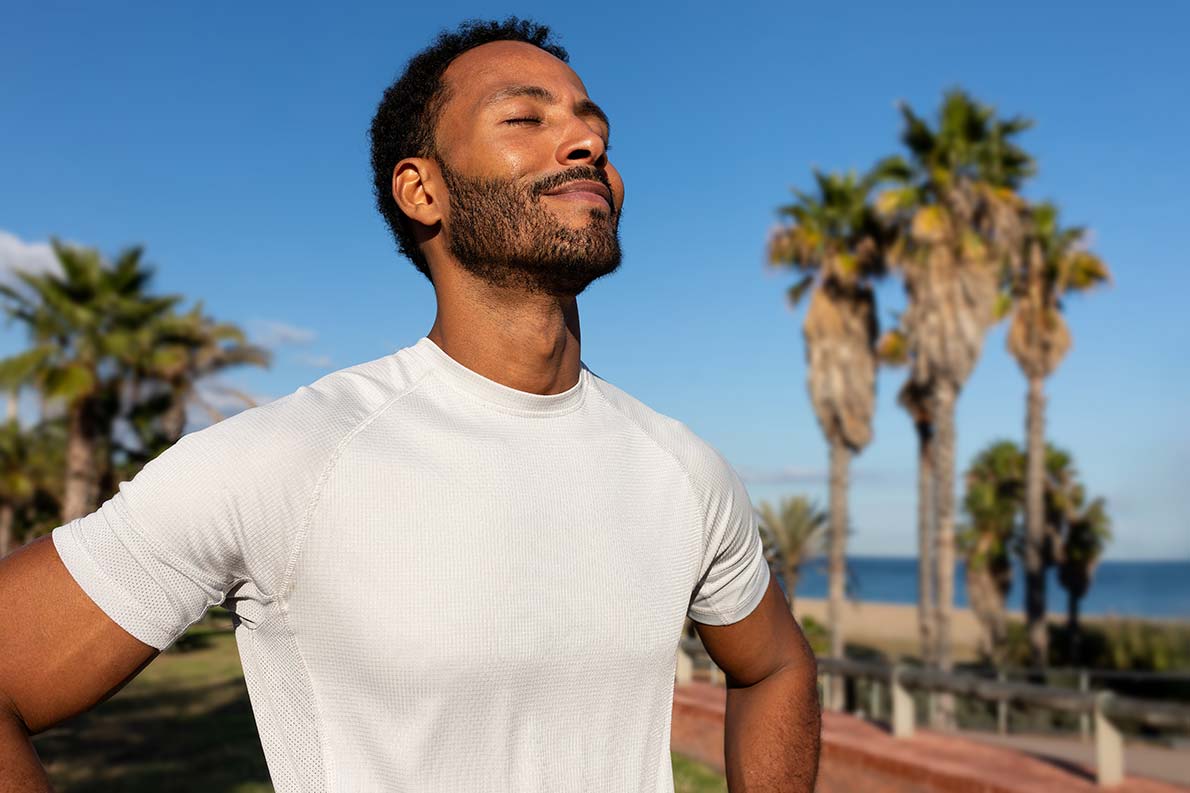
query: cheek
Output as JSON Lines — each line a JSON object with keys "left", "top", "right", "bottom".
{"left": 607, "top": 168, "right": 626, "bottom": 211}
{"left": 446, "top": 132, "right": 536, "bottom": 180}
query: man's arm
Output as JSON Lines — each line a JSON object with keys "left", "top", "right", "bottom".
{"left": 0, "top": 536, "right": 158, "bottom": 792}
{"left": 695, "top": 574, "right": 820, "bottom": 792}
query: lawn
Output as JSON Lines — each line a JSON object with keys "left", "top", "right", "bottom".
{"left": 33, "top": 619, "right": 726, "bottom": 792}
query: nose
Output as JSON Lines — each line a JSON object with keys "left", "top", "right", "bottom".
{"left": 555, "top": 118, "right": 608, "bottom": 168}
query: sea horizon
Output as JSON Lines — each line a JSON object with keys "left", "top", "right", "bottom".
{"left": 794, "top": 556, "right": 1190, "bottom": 620}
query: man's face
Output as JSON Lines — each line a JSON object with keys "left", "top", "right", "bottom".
{"left": 429, "top": 41, "right": 625, "bottom": 297}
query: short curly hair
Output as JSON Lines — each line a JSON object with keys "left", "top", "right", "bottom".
{"left": 369, "top": 17, "right": 569, "bottom": 283}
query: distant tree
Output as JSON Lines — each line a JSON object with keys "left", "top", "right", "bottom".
{"left": 876, "top": 90, "right": 1034, "bottom": 693}
{"left": 0, "top": 417, "right": 65, "bottom": 553}
{"left": 0, "top": 242, "right": 180, "bottom": 521}
{"left": 126, "top": 301, "right": 270, "bottom": 457}
{"left": 1042, "top": 448, "right": 1112, "bottom": 665}
{"left": 0, "top": 420, "right": 36, "bottom": 556}
{"left": 1007, "top": 202, "right": 1111, "bottom": 667}
{"left": 960, "top": 440, "right": 1024, "bottom": 664}
{"left": 958, "top": 440, "right": 1111, "bottom": 666}
{"left": 756, "top": 496, "right": 829, "bottom": 609}
{"left": 768, "top": 166, "right": 897, "bottom": 680}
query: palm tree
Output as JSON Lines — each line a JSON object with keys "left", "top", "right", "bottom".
{"left": 960, "top": 440, "right": 1024, "bottom": 664}
{"left": 876, "top": 90, "right": 1034, "bottom": 686}
{"left": 756, "top": 496, "right": 829, "bottom": 609}
{"left": 1055, "top": 496, "right": 1110, "bottom": 664}
{"left": 1007, "top": 202, "right": 1111, "bottom": 667}
{"left": 768, "top": 168, "right": 895, "bottom": 682}
{"left": 878, "top": 330, "right": 939, "bottom": 665}
{"left": 128, "top": 302, "right": 270, "bottom": 454}
{"left": 0, "top": 242, "right": 180, "bottom": 521}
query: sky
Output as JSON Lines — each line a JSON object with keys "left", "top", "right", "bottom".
{"left": 2, "top": 1, "right": 1187, "bottom": 559}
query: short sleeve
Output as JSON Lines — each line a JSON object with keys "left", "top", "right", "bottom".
{"left": 687, "top": 451, "right": 770, "bottom": 625}
{"left": 51, "top": 385, "right": 345, "bottom": 650}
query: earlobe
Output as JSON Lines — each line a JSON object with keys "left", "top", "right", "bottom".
{"left": 392, "top": 158, "right": 442, "bottom": 226}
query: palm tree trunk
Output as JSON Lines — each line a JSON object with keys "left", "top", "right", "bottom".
{"left": 965, "top": 563, "right": 995, "bottom": 661}
{"left": 933, "top": 382, "right": 958, "bottom": 726}
{"left": 1067, "top": 590, "right": 1081, "bottom": 665}
{"left": 0, "top": 501, "right": 14, "bottom": 557}
{"left": 162, "top": 386, "right": 188, "bottom": 445}
{"left": 1025, "top": 375, "right": 1048, "bottom": 668}
{"left": 828, "top": 439, "right": 851, "bottom": 710}
{"left": 62, "top": 397, "right": 101, "bottom": 522}
{"left": 915, "top": 420, "right": 936, "bottom": 666}
{"left": 6, "top": 388, "right": 17, "bottom": 423}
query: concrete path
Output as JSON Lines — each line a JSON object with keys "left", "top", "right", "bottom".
{"left": 953, "top": 731, "right": 1190, "bottom": 788}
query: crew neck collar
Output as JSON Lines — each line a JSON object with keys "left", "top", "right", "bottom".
{"left": 410, "top": 337, "right": 589, "bottom": 416}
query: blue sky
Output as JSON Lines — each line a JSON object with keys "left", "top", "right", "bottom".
{"left": 2, "top": 1, "right": 1187, "bottom": 559}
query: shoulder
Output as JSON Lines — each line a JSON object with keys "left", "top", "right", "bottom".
{"left": 585, "top": 370, "right": 746, "bottom": 511}
{"left": 117, "top": 348, "right": 433, "bottom": 534}
{"left": 175, "top": 347, "right": 430, "bottom": 463}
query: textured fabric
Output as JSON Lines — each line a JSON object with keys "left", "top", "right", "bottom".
{"left": 52, "top": 337, "right": 770, "bottom": 792}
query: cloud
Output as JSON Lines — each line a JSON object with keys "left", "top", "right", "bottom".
{"left": 738, "top": 465, "right": 901, "bottom": 486}
{"left": 738, "top": 465, "right": 830, "bottom": 485}
{"left": 0, "top": 231, "right": 60, "bottom": 284}
{"left": 247, "top": 318, "right": 317, "bottom": 348}
{"left": 295, "top": 352, "right": 332, "bottom": 368}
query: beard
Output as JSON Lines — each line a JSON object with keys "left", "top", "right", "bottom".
{"left": 439, "top": 161, "right": 622, "bottom": 297}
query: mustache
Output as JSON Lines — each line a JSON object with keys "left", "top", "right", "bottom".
{"left": 531, "top": 166, "right": 614, "bottom": 201}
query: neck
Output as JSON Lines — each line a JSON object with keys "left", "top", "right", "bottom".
{"left": 426, "top": 268, "right": 583, "bottom": 396}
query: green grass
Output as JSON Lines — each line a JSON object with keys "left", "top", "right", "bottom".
{"left": 34, "top": 625, "right": 273, "bottom": 793}
{"left": 34, "top": 620, "right": 728, "bottom": 792}
{"left": 672, "top": 753, "right": 729, "bottom": 793}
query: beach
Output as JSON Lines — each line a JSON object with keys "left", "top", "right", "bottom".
{"left": 793, "top": 595, "right": 1189, "bottom": 662}
{"left": 794, "top": 597, "right": 985, "bottom": 660}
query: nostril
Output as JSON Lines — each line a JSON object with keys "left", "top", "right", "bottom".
{"left": 567, "top": 148, "right": 593, "bottom": 161}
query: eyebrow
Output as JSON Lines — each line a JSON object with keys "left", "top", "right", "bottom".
{"left": 483, "top": 84, "right": 611, "bottom": 137}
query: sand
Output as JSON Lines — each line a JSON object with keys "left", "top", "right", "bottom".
{"left": 793, "top": 597, "right": 987, "bottom": 660}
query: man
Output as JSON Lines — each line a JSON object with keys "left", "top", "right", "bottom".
{"left": 0, "top": 17, "right": 820, "bottom": 792}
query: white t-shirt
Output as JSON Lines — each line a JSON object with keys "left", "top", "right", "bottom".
{"left": 53, "top": 337, "right": 770, "bottom": 792}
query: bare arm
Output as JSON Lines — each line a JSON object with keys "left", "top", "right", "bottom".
{"left": 0, "top": 536, "right": 158, "bottom": 792}
{"left": 695, "top": 575, "right": 820, "bottom": 792}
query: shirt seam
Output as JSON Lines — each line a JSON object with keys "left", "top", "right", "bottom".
{"left": 274, "top": 365, "right": 433, "bottom": 793}
{"left": 109, "top": 495, "right": 233, "bottom": 596}
{"left": 55, "top": 521, "right": 179, "bottom": 647}
{"left": 106, "top": 496, "right": 252, "bottom": 639}
{"left": 277, "top": 366, "right": 434, "bottom": 599}
{"left": 586, "top": 381, "right": 723, "bottom": 621}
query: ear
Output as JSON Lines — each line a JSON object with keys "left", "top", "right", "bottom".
{"left": 392, "top": 158, "right": 444, "bottom": 227}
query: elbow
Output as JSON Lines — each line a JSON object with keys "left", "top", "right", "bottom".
{"left": 0, "top": 689, "right": 32, "bottom": 735}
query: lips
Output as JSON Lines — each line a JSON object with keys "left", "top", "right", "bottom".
{"left": 542, "top": 179, "right": 613, "bottom": 210}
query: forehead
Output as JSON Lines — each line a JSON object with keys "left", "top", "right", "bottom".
{"left": 440, "top": 40, "right": 589, "bottom": 110}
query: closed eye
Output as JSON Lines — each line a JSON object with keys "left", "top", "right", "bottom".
{"left": 505, "top": 117, "right": 542, "bottom": 125}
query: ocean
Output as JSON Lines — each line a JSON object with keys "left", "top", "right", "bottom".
{"left": 794, "top": 557, "right": 1190, "bottom": 620}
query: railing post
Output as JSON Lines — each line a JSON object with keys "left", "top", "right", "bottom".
{"left": 1094, "top": 692, "right": 1124, "bottom": 787}
{"left": 675, "top": 648, "right": 693, "bottom": 686}
{"left": 891, "top": 665, "right": 914, "bottom": 739}
{"left": 869, "top": 679, "right": 882, "bottom": 721}
{"left": 997, "top": 669, "right": 1008, "bottom": 735}
{"left": 1079, "top": 669, "right": 1091, "bottom": 742}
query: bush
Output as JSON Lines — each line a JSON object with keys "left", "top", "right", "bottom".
{"left": 799, "top": 614, "right": 830, "bottom": 656}
{"left": 1000, "top": 618, "right": 1190, "bottom": 674}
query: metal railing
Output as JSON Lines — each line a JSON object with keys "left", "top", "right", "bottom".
{"left": 674, "top": 644, "right": 1190, "bottom": 788}
{"left": 817, "top": 657, "right": 1190, "bottom": 788}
